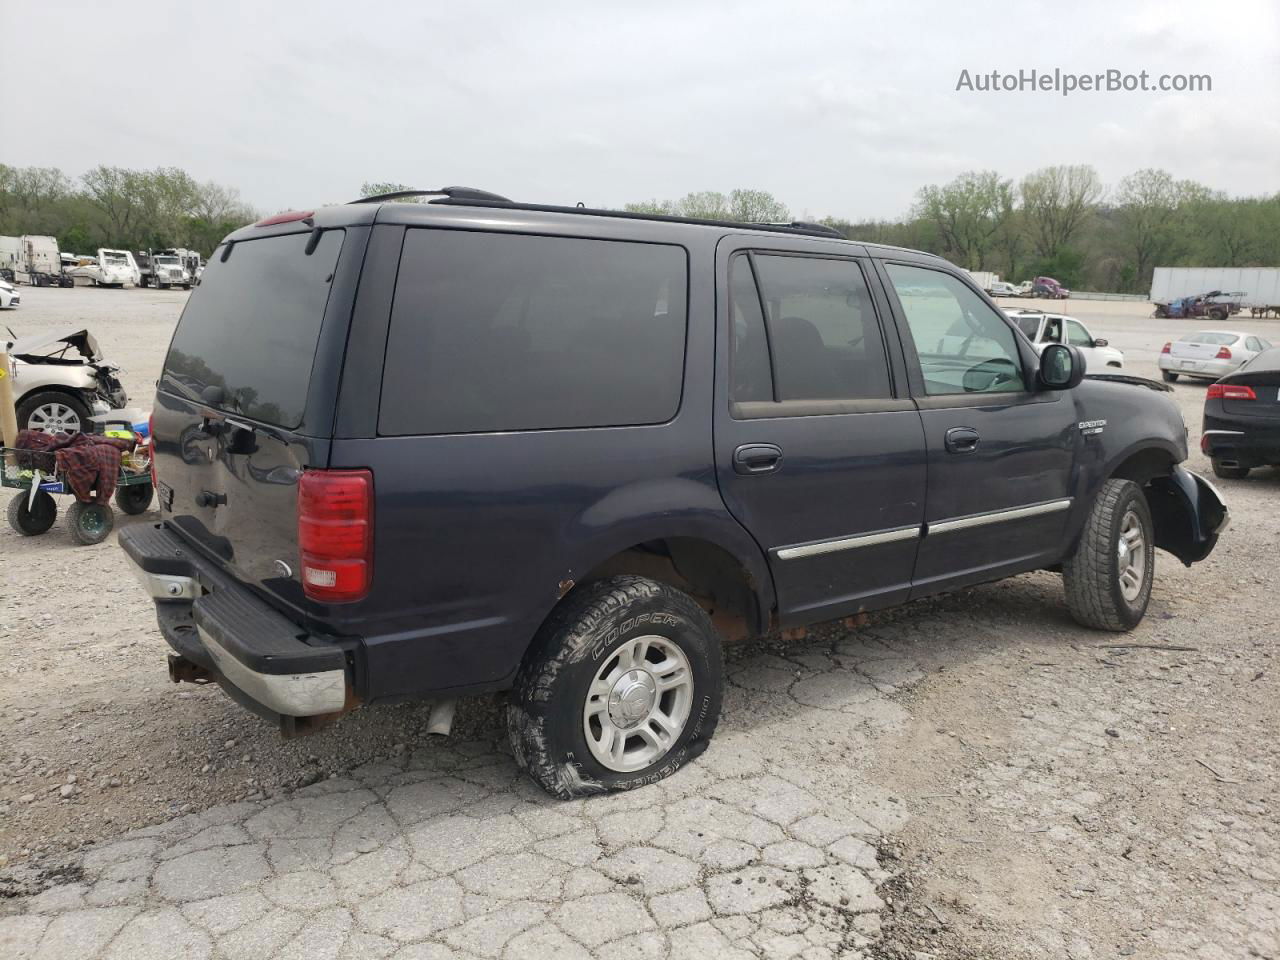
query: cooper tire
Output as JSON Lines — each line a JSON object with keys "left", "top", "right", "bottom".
{"left": 1211, "top": 459, "right": 1250, "bottom": 480}
{"left": 66, "top": 501, "right": 114, "bottom": 545}
{"left": 1063, "top": 479, "right": 1154, "bottom": 631}
{"left": 507, "top": 575, "right": 723, "bottom": 799}
{"left": 8, "top": 490, "right": 57, "bottom": 536}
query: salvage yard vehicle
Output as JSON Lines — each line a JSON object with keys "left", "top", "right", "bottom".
{"left": 1032, "top": 276, "right": 1070, "bottom": 299}
{"left": 1153, "top": 290, "right": 1243, "bottom": 321}
{"left": 1158, "top": 330, "right": 1271, "bottom": 383}
{"left": 6, "top": 236, "right": 73, "bottom": 287}
{"left": 69, "top": 249, "right": 142, "bottom": 287}
{"left": 120, "top": 188, "right": 1228, "bottom": 799}
{"left": 1200, "top": 347, "right": 1280, "bottom": 480}
{"left": 145, "top": 252, "right": 192, "bottom": 289}
{"left": 0, "top": 236, "right": 19, "bottom": 282}
{"left": 5, "top": 327, "right": 130, "bottom": 433}
{"left": 1007, "top": 308, "right": 1124, "bottom": 369}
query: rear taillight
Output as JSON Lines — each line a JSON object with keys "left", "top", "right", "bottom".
{"left": 298, "top": 469, "right": 373, "bottom": 603}
{"left": 1207, "top": 383, "right": 1255, "bottom": 400}
{"left": 1216, "top": 346, "right": 1233, "bottom": 359}
{"left": 1161, "top": 342, "right": 1171, "bottom": 354}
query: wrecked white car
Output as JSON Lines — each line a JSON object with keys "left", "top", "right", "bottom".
{"left": 4, "top": 327, "right": 129, "bottom": 433}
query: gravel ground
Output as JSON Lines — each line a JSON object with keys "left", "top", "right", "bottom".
{"left": 0, "top": 286, "right": 1276, "bottom": 959}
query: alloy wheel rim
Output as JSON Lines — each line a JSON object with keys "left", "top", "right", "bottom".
{"left": 582, "top": 635, "right": 693, "bottom": 773}
{"left": 1117, "top": 509, "right": 1147, "bottom": 602}
{"left": 30, "top": 402, "right": 81, "bottom": 435}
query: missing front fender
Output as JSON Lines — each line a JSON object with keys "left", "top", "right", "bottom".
{"left": 1146, "top": 467, "right": 1229, "bottom": 566}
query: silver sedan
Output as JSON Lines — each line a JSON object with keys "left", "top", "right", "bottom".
{"left": 1159, "top": 330, "right": 1273, "bottom": 383}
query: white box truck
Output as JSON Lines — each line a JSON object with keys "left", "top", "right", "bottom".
{"left": 964, "top": 269, "right": 999, "bottom": 291}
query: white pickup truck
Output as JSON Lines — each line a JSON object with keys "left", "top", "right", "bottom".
{"left": 1006, "top": 308, "right": 1124, "bottom": 370}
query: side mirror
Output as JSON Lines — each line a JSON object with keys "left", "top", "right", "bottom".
{"left": 1038, "top": 343, "right": 1085, "bottom": 390}
{"left": 1093, "top": 338, "right": 1108, "bottom": 347}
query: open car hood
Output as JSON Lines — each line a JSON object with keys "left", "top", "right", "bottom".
{"left": 4, "top": 327, "right": 104, "bottom": 363}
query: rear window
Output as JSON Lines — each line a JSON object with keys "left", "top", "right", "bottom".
{"left": 1186, "top": 332, "right": 1237, "bottom": 345}
{"left": 379, "top": 230, "right": 688, "bottom": 435}
{"left": 160, "top": 230, "right": 344, "bottom": 428}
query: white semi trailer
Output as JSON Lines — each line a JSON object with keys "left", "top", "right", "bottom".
{"left": 1151, "top": 267, "right": 1280, "bottom": 310}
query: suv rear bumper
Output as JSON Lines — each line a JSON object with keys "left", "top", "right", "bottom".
{"left": 119, "top": 522, "right": 354, "bottom": 719}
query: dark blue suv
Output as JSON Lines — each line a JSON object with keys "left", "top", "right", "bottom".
{"left": 120, "top": 188, "right": 1228, "bottom": 797}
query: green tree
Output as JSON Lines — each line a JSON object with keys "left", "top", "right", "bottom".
{"left": 1113, "top": 169, "right": 1188, "bottom": 291}
{"left": 915, "top": 171, "right": 1015, "bottom": 270}
{"left": 1019, "top": 165, "right": 1103, "bottom": 259}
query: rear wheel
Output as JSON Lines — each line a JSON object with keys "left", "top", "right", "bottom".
{"left": 1161, "top": 371, "right": 1178, "bottom": 383}
{"left": 8, "top": 490, "right": 57, "bottom": 536}
{"left": 508, "top": 576, "right": 723, "bottom": 799}
{"left": 114, "top": 483, "right": 154, "bottom": 515}
{"left": 1211, "top": 459, "right": 1250, "bottom": 480}
{"left": 66, "top": 501, "right": 114, "bottom": 545}
{"left": 1063, "top": 479, "right": 1154, "bottom": 631}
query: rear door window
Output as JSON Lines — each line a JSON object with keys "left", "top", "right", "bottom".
{"left": 748, "top": 254, "right": 892, "bottom": 401}
{"left": 161, "top": 230, "right": 344, "bottom": 428}
{"left": 380, "top": 230, "right": 687, "bottom": 435}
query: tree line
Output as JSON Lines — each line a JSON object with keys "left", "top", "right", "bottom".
{"left": 628, "top": 168, "right": 1280, "bottom": 293}
{"left": 4, "top": 164, "right": 1274, "bottom": 291}
{"left": 0, "top": 164, "right": 257, "bottom": 258}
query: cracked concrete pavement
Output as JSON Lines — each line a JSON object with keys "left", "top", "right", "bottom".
{"left": 2, "top": 634, "right": 918, "bottom": 960}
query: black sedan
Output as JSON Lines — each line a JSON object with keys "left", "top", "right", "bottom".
{"left": 1202, "top": 347, "right": 1280, "bottom": 479}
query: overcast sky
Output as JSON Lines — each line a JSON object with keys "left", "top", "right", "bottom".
{"left": 7, "top": 0, "right": 1278, "bottom": 220}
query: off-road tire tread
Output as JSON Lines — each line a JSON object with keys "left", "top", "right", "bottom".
{"left": 508, "top": 575, "right": 721, "bottom": 800}
{"left": 1063, "top": 478, "right": 1150, "bottom": 632}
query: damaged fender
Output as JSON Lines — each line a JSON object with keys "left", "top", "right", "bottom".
{"left": 1146, "top": 466, "right": 1230, "bottom": 566}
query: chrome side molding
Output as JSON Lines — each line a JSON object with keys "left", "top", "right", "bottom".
{"left": 774, "top": 525, "right": 921, "bottom": 561}
{"left": 928, "top": 498, "right": 1072, "bottom": 535}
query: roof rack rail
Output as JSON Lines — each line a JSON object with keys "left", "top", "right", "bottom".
{"left": 771, "top": 221, "right": 845, "bottom": 239}
{"left": 351, "top": 186, "right": 511, "bottom": 204}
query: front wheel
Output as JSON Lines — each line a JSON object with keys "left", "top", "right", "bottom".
{"left": 8, "top": 490, "right": 57, "bottom": 535}
{"left": 1063, "top": 479, "right": 1154, "bottom": 631}
{"left": 17, "top": 390, "right": 91, "bottom": 435}
{"left": 507, "top": 576, "right": 723, "bottom": 799}
{"left": 1161, "top": 370, "right": 1178, "bottom": 383}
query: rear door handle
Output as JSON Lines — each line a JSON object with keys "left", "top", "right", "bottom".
{"left": 944, "top": 427, "right": 980, "bottom": 454}
{"left": 733, "top": 443, "right": 783, "bottom": 475}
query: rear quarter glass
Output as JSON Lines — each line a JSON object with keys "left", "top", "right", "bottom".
{"left": 160, "top": 230, "right": 345, "bottom": 429}
{"left": 378, "top": 229, "right": 688, "bottom": 436}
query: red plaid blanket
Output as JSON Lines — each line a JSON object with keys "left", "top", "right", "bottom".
{"left": 16, "top": 430, "right": 136, "bottom": 504}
